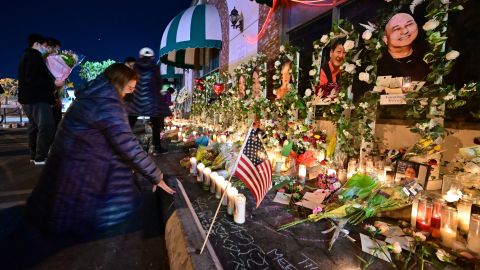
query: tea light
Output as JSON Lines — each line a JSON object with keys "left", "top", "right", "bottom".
{"left": 196, "top": 163, "right": 205, "bottom": 183}
{"left": 458, "top": 199, "right": 473, "bottom": 233}
{"left": 440, "top": 206, "right": 458, "bottom": 248}
{"left": 234, "top": 194, "right": 246, "bottom": 224}
{"left": 298, "top": 165, "right": 307, "bottom": 184}
{"left": 210, "top": 172, "right": 219, "bottom": 194}
{"left": 467, "top": 214, "right": 480, "bottom": 255}
{"left": 203, "top": 167, "right": 212, "bottom": 191}
{"left": 216, "top": 176, "right": 225, "bottom": 199}
{"left": 190, "top": 157, "right": 197, "bottom": 175}
{"left": 416, "top": 198, "right": 432, "bottom": 232}
{"left": 221, "top": 181, "right": 229, "bottom": 206}
{"left": 227, "top": 187, "right": 238, "bottom": 215}
{"left": 411, "top": 198, "right": 419, "bottom": 228}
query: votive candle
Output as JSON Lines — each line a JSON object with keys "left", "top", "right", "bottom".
{"left": 298, "top": 165, "right": 307, "bottom": 184}
{"left": 202, "top": 167, "right": 212, "bottom": 191}
{"left": 234, "top": 194, "right": 246, "bottom": 224}
{"left": 221, "top": 181, "right": 229, "bottom": 206}
{"left": 411, "top": 198, "right": 419, "bottom": 228}
{"left": 216, "top": 176, "right": 225, "bottom": 199}
{"left": 431, "top": 198, "right": 445, "bottom": 238}
{"left": 190, "top": 157, "right": 197, "bottom": 175}
{"left": 467, "top": 214, "right": 480, "bottom": 255}
{"left": 440, "top": 206, "right": 458, "bottom": 248}
{"left": 416, "top": 198, "right": 432, "bottom": 232}
{"left": 458, "top": 199, "right": 473, "bottom": 233}
{"left": 210, "top": 172, "right": 219, "bottom": 194}
{"left": 227, "top": 187, "right": 238, "bottom": 215}
{"left": 196, "top": 163, "right": 205, "bottom": 183}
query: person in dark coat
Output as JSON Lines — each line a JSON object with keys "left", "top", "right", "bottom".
{"left": 18, "top": 34, "right": 59, "bottom": 164}
{"left": 26, "top": 63, "right": 175, "bottom": 236}
{"left": 125, "top": 47, "right": 172, "bottom": 155}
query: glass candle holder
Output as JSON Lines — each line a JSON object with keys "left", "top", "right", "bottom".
{"left": 467, "top": 214, "right": 480, "bottom": 256}
{"left": 411, "top": 198, "right": 419, "bottom": 228}
{"left": 458, "top": 198, "right": 473, "bottom": 234}
{"left": 190, "top": 157, "right": 197, "bottom": 175}
{"left": 431, "top": 199, "right": 446, "bottom": 238}
{"left": 210, "top": 172, "right": 219, "bottom": 194}
{"left": 440, "top": 206, "right": 458, "bottom": 248}
{"left": 196, "top": 163, "right": 205, "bottom": 183}
{"left": 416, "top": 198, "right": 433, "bottom": 232}
{"left": 298, "top": 164, "right": 307, "bottom": 185}
{"left": 202, "top": 167, "right": 212, "bottom": 191}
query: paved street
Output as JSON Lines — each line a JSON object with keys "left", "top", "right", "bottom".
{"left": 0, "top": 127, "right": 170, "bottom": 270}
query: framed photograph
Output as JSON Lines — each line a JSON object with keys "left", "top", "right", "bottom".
{"left": 394, "top": 160, "right": 430, "bottom": 188}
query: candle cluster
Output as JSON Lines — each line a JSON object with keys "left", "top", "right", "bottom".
{"left": 193, "top": 162, "right": 246, "bottom": 224}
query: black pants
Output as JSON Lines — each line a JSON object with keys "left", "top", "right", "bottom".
{"left": 128, "top": 116, "right": 164, "bottom": 149}
{"left": 22, "top": 102, "right": 55, "bottom": 160}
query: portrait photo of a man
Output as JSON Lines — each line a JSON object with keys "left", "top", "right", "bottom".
{"left": 377, "top": 12, "right": 430, "bottom": 81}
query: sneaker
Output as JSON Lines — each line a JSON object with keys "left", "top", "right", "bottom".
{"left": 33, "top": 159, "right": 46, "bottom": 165}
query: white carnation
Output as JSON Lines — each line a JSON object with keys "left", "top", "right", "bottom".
{"left": 445, "top": 50, "right": 460, "bottom": 61}
{"left": 279, "top": 45, "right": 285, "bottom": 52}
{"left": 358, "top": 72, "right": 370, "bottom": 82}
{"left": 362, "top": 30, "right": 372, "bottom": 40}
{"left": 305, "top": 88, "right": 312, "bottom": 97}
{"left": 423, "top": 19, "right": 440, "bottom": 31}
{"left": 275, "top": 61, "right": 281, "bottom": 67}
{"left": 320, "top": 35, "right": 329, "bottom": 44}
{"left": 391, "top": 242, "right": 402, "bottom": 254}
{"left": 309, "top": 69, "right": 317, "bottom": 76}
{"left": 246, "top": 90, "right": 250, "bottom": 95}
{"left": 343, "top": 40, "right": 355, "bottom": 52}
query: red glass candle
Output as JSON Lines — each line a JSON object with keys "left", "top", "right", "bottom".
{"left": 431, "top": 199, "right": 446, "bottom": 238}
{"left": 416, "top": 198, "right": 433, "bottom": 232}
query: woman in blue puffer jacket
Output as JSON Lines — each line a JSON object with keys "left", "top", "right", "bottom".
{"left": 27, "top": 63, "right": 175, "bottom": 235}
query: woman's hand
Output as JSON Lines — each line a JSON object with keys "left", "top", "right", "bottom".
{"left": 152, "top": 179, "right": 176, "bottom": 194}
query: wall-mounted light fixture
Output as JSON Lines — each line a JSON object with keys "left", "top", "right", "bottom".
{"left": 229, "top": 7, "right": 243, "bottom": 31}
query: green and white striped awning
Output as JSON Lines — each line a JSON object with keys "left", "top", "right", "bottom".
{"left": 159, "top": 4, "right": 222, "bottom": 69}
{"left": 160, "top": 63, "right": 184, "bottom": 79}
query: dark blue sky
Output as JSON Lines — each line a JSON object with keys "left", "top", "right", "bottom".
{"left": 1, "top": 0, "right": 192, "bottom": 84}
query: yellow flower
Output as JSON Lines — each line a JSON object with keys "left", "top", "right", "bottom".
{"left": 314, "top": 135, "right": 321, "bottom": 139}
{"left": 420, "top": 138, "right": 433, "bottom": 148}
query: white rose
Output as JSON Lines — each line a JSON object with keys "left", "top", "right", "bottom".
{"left": 259, "top": 77, "right": 265, "bottom": 82}
{"left": 272, "top": 75, "right": 279, "bottom": 80}
{"left": 358, "top": 72, "right": 370, "bottom": 82}
{"left": 305, "top": 88, "right": 312, "bottom": 97}
{"left": 273, "top": 89, "right": 277, "bottom": 95}
{"left": 344, "top": 63, "right": 356, "bottom": 74}
{"left": 320, "top": 34, "right": 329, "bottom": 44}
{"left": 309, "top": 69, "right": 316, "bottom": 76}
{"left": 423, "top": 19, "right": 440, "bottom": 31}
{"left": 275, "top": 61, "right": 281, "bottom": 67}
{"left": 391, "top": 242, "right": 402, "bottom": 254}
{"left": 279, "top": 45, "right": 285, "bottom": 52}
{"left": 414, "top": 232, "right": 426, "bottom": 242}
{"left": 445, "top": 50, "right": 460, "bottom": 61}
{"left": 343, "top": 40, "right": 355, "bottom": 52}
{"left": 246, "top": 90, "right": 250, "bottom": 95}
{"left": 362, "top": 30, "right": 372, "bottom": 40}
{"left": 247, "top": 68, "right": 251, "bottom": 72}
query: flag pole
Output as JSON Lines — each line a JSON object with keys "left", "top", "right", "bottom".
{"left": 199, "top": 123, "right": 254, "bottom": 254}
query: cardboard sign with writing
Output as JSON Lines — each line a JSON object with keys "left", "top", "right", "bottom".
{"left": 380, "top": 94, "right": 407, "bottom": 105}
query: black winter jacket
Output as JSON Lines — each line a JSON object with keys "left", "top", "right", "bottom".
{"left": 18, "top": 48, "right": 55, "bottom": 104}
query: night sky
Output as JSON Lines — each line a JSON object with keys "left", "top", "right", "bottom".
{"left": 1, "top": 0, "right": 192, "bottom": 85}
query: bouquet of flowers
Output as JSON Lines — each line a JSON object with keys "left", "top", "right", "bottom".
{"left": 46, "top": 50, "right": 84, "bottom": 82}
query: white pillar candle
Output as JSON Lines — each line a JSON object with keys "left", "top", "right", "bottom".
{"left": 190, "top": 157, "right": 197, "bottom": 175}
{"left": 196, "top": 163, "right": 205, "bottom": 183}
{"left": 275, "top": 162, "right": 282, "bottom": 175}
{"left": 298, "top": 164, "right": 307, "bottom": 183}
{"left": 210, "top": 172, "right": 219, "bottom": 194}
{"left": 227, "top": 187, "right": 238, "bottom": 215}
{"left": 221, "top": 181, "right": 229, "bottom": 206}
{"left": 234, "top": 194, "right": 246, "bottom": 224}
{"left": 216, "top": 176, "right": 225, "bottom": 199}
{"left": 203, "top": 167, "right": 212, "bottom": 191}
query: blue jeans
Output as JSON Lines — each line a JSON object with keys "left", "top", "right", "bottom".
{"left": 22, "top": 102, "right": 55, "bottom": 160}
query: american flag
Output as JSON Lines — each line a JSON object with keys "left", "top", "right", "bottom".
{"left": 234, "top": 128, "right": 272, "bottom": 208}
